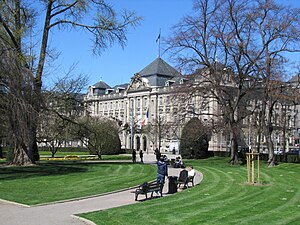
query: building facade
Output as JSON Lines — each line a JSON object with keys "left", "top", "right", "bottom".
{"left": 84, "top": 57, "right": 299, "bottom": 154}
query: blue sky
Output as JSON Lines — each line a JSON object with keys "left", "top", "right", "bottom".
{"left": 44, "top": 0, "right": 300, "bottom": 89}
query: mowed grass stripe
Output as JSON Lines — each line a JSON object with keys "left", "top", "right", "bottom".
{"left": 182, "top": 163, "right": 297, "bottom": 225}
{"left": 173, "top": 167, "right": 257, "bottom": 224}
{"left": 200, "top": 165, "right": 281, "bottom": 224}
{"left": 80, "top": 157, "right": 300, "bottom": 225}
{"left": 210, "top": 163, "right": 299, "bottom": 225}
{"left": 0, "top": 162, "right": 156, "bottom": 205}
{"left": 234, "top": 167, "right": 300, "bottom": 224}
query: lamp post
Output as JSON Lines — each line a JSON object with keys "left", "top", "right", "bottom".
{"left": 130, "top": 99, "right": 134, "bottom": 150}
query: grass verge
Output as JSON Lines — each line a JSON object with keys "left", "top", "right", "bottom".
{"left": 80, "top": 157, "right": 300, "bottom": 225}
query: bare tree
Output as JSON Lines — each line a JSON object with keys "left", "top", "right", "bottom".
{"left": 239, "top": 0, "right": 300, "bottom": 166}
{"left": 38, "top": 73, "right": 86, "bottom": 157}
{"left": 165, "top": 0, "right": 300, "bottom": 165}
{"left": 0, "top": 0, "right": 141, "bottom": 165}
{"left": 166, "top": 0, "right": 259, "bottom": 164}
{"left": 75, "top": 116, "right": 121, "bottom": 158}
{"left": 141, "top": 115, "right": 171, "bottom": 152}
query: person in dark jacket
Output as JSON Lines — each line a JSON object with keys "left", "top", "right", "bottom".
{"left": 156, "top": 156, "right": 168, "bottom": 193}
{"left": 132, "top": 150, "right": 136, "bottom": 163}
{"left": 139, "top": 150, "right": 144, "bottom": 163}
{"left": 154, "top": 148, "right": 161, "bottom": 161}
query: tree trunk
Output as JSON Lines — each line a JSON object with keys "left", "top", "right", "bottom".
{"left": 266, "top": 133, "right": 276, "bottom": 167}
{"left": 229, "top": 131, "right": 239, "bottom": 165}
{"left": 10, "top": 143, "right": 34, "bottom": 166}
{"left": 0, "top": 145, "right": 3, "bottom": 158}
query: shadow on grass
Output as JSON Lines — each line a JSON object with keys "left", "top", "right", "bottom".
{"left": 0, "top": 161, "right": 137, "bottom": 180}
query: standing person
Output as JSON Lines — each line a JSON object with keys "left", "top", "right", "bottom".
{"left": 132, "top": 149, "right": 136, "bottom": 164}
{"left": 157, "top": 156, "right": 168, "bottom": 194}
{"left": 139, "top": 150, "right": 144, "bottom": 163}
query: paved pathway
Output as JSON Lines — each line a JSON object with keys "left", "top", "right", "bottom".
{"left": 0, "top": 153, "right": 203, "bottom": 225}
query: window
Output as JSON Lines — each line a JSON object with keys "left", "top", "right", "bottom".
{"left": 137, "top": 98, "right": 141, "bottom": 107}
{"left": 159, "top": 97, "right": 163, "bottom": 105}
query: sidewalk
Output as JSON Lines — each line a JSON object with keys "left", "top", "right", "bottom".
{"left": 0, "top": 153, "right": 203, "bottom": 225}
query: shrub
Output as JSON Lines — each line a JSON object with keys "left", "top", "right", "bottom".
{"left": 96, "top": 128, "right": 122, "bottom": 155}
{"left": 180, "top": 117, "right": 210, "bottom": 159}
{"left": 81, "top": 117, "right": 122, "bottom": 156}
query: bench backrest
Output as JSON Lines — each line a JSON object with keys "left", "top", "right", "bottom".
{"left": 139, "top": 181, "right": 160, "bottom": 193}
{"left": 140, "top": 182, "right": 149, "bottom": 192}
{"left": 178, "top": 170, "right": 188, "bottom": 182}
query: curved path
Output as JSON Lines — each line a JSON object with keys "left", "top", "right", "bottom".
{"left": 0, "top": 154, "right": 203, "bottom": 225}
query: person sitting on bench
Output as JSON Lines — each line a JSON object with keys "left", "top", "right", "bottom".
{"left": 185, "top": 166, "right": 196, "bottom": 187}
{"left": 174, "top": 156, "right": 185, "bottom": 168}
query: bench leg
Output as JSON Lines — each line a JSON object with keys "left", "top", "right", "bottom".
{"left": 135, "top": 193, "right": 138, "bottom": 201}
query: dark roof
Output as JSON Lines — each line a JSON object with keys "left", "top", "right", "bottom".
{"left": 93, "top": 80, "right": 111, "bottom": 89}
{"left": 112, "top": 83, "right": 129, "bottom": 90}
{"left": 139, "top": 57, "right": 181, "bottom": 77}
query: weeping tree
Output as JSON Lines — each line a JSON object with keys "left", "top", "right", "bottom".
{"left": 0, "top": 37, "right": 38, "bottom": 165}
{"left": 0, "top": 0, "right": 141, "bottom": 165}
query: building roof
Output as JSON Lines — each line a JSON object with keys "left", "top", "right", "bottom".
{"left": 139, "top": 57, "right": 181, "bottom": 77}
{"left": 112, "top": 83, "right": 129, "bottom": 90}
{"left": 93, "top": 80, "right": 111, "bottom": 89}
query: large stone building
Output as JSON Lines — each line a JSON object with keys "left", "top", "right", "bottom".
{"left": 84, "top": 57, "right": 299, "bottom": 154}
{"left": 85, "top": 57, "right": 191, "bottom": 153}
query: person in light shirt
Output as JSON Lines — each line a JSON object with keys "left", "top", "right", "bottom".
{"left": 183, "top": 165, "right": 196, "bottom": 188}
{"left": 188, "top": 166, "right": 195, "bottom": 177}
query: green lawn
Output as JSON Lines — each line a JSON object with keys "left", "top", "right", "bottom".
{"left": 80, "top": 157, "right": 300, "bottom": 225}
{"left": 0, "top": 161, "right": 155, "bottom": 205}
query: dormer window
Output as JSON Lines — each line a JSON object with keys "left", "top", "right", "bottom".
{"left": 116, "top": 87, "right": 125, "bottom": 93}
{"left": 165, "top": 80, "right": 175, "bottom": 86}
{"left": 105, "top": 89, "right": 114, "bottom": 94}
{"left": 179, "top": 78, "right": 188, "bottom": 84}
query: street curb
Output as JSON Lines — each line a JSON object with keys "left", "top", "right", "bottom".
{"left": 71, "top": 215, "right": 97, "bottom": 225}
{"left": 0, "top": 198, "right": 30, "bottom": 208}
{"left": 31, "top": 185, "right": 139, "bottom": 207}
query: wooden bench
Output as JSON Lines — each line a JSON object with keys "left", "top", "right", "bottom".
{"left": 135, "top": 181, "right": 162, "bottom": 201}
{"left": 177, "top": 171, "right": 195, "bottom": 188}
{"left": 186, "top": 174, "right": 195, "bottom": 187}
